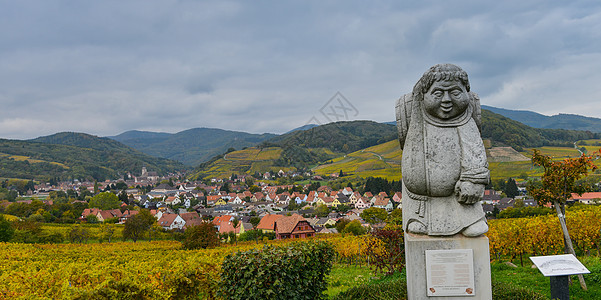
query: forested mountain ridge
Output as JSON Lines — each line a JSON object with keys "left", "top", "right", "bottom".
{"left": 1, "top": 132, "right": 185, "bottom": 181}
{"left": 31, "top": 132, "right": 137, "bottom": 152}
{"left": 109, "top": 128, "right": 277, "bottom": 167}
{"left": 263, "top": 120, "right": 397, "bottom": 153}
{"left": 481, "top": 110, "right": 600, "bottom": 150}
{"left": 482, "top": 105, "right": 601, "bottom": 133}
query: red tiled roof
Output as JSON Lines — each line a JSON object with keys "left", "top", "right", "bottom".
{"left": 212, "top": 215, "right": 233, "bottom": 226}
{"left": 274, "top": 214, "right": 308, "bottom": 234}
{"left": 256, "top": 214, "right": 284, "bottom": 231}
{"left": 180, "top": 212, "right": 200, "bottom": 223}
{"left": 571, "top": 192, "right": 601, "bottom": 200}
{"left": 158, "top": 213, "right": 179, "bottom": 227}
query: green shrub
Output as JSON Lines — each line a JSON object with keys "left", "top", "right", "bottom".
{"left": 0, "top": 215, "right": 14, "bottom": 242}
{"left": 219, "top": 241, "right": 336, "bottom": 300}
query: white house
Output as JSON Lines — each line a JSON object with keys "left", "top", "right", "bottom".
{"left": 158, "top": 213, "right": 186, "bottom": 230}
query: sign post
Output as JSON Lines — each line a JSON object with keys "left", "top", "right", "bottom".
{"left": 530, "top": 254, "right": 590, "bottom": 300}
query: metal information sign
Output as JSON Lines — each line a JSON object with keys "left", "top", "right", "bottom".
{"left": 425, "top": 249, "right": 475, "bottom": 297}
{"left": 530, "top": 254, "right": 589, "bottom": 277}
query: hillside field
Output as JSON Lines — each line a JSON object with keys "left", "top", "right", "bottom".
{"left": 191, "top": 138, "right": 601, "bottom": 182}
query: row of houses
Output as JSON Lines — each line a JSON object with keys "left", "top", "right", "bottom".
{"left": 213, "top": 213, "right": 316, "bottom": 240}
{"left": 205, "top": 190, "right": 402, "bottom": 211}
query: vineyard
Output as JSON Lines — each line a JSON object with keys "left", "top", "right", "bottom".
{"left": 3, "top": 206, "right": 601, "bottom": 299}
{"left": 488, "top": 205, "right": 601, "bottom": 265}
{"left": 0, "top": 235, "right": 374, "bottom": 299}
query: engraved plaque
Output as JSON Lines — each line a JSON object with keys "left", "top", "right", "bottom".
{"left": 425, "top": 249, "right": 475, "bottom": 296}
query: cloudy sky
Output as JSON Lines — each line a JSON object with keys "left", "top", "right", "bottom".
{"left": 2, "top": 0, "right": 601, "bottom": 139}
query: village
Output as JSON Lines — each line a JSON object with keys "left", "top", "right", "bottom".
{"left": 5, "top": 166, "right": 600, "bottom": 242}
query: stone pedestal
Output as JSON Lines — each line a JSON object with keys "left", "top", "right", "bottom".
{"left": 405, "top": 233, "right": 492, "bottom": 299}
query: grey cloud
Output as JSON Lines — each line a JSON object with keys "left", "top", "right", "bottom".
{"left": 2, "top": 0, "right": 601, "bottom": 139}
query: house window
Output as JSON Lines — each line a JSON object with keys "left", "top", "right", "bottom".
{"left": 294, "top": 234, "right": 300, "bottom": 238}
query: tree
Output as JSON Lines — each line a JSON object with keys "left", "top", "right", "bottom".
{"left": 231, "top": 218, "right": 240, "bottom": 245}
{"left": 101, "top": 223, "right": 116, "bottom": 243}
{"left": 118, "top": 191, "right": 129, "bottom": 203}
{"left": 335, "top": 218, "right": 350, "bottom": 233}
{"left": 86, "top": 214, "right": 99, "bottom": 224}
{"left": 315, "top": 205, "right": 330, "bottom": 218}
{"left": 287, "top": 200, "right": 300, "bottom": 211}
{"left": 238, "top": 229, "right": 264, "bottom": 243}
{"left": 335, "top": 204, "right": 351, "bottom": 214}
{"left": 360, "top": 207, "right": 388, "bottom": 225}
{"left": 528, "top": 149, "right": 600, "bottom": 290}
{"left": 504, "top": 178, "right": 519, "bottom": 198}
{"left": 148, "top": 223, "right": 162, "bottom": 242}
{"left": 343, "top": 220, "right": 366, "bottom": 235}
{"left": 182, "top": 222, "right": 220, "bottom": 249}
{"left": 249, "top": 216, "right": 261, "bottom": 228}
{"left": 89, "top": 192, "right": 120, "bottom": 210}
{"left": 123, "top": 209, "right": 156, "bottom": 242}
{"left": 68, "top": 225, "right": 90, "bottom": 244}
{"left": 386, "top": 209, "right": 403, "bottom": 226}
{"left": 249, "top": 185, "right": 261, "bottom": 193}
{"left": 220, "top": 183, "right": 231, "bottom": 193}
{"left": 0, "top": 215, "right": 14, "bottom": 242}
{"left": 307, "top": 181, "right": 321, "bottom": 192}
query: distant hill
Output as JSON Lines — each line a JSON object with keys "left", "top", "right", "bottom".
{"left": 31, "top": 132, "right": 138, "bottom": 152}
{"left": 482, "top": 105, "right": 601, "bottom": 133}
{"left": 191, "top": 113, "right": 601, "bottom": 180}
{"left": 190, "top": 121, "right": 396, "bottom": 179}
{"left": 109, "top": 128, "right": 277, "bottom": 167}
{"left": 0, "top": 132, "right": 185, "bottom": 181}
{"left": 265, "top": 120, "right": 397, "bottom": 153}
{"left": 284, "top": 124, "right": 319, "bottom": 134}
{"left": 481, "top": 110, "right": 599, "bottom": 150}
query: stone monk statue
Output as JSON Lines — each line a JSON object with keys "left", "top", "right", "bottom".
{"left": 396, "top": 64, "right": 489, "bottom": 237}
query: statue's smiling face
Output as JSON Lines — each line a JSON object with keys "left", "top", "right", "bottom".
{"left": 423, "top": 79, "right": 469, "bottom": 120}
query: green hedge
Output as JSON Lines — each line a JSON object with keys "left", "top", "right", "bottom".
{"left": 219, "top": 241, "right": 336, "bottom": 300}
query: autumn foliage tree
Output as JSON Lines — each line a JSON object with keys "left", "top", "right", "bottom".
{"left": 528, "top": 148, "right": 600, "bottom": 289}
{"left": 182, "top": 222, "right": 220, "bottom": 249}
{"left": 123, "top": 209, "right": 156, "bottom": 242}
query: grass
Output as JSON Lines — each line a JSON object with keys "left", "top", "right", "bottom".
{"left": 326, "top": 265, "right": 406, "bottom": 300}
{"left": 326, "top": 263, "right": 375, "bottom": 298}
{"left": 328, "top": 256, "right": 601, "bottom": 299}
{"left": 491, "top": 256, "right": 601, "bottom": 300}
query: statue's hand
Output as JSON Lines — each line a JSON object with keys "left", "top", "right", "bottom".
{"left": 454, "top": 181, "right": 484, "bottom": 204}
